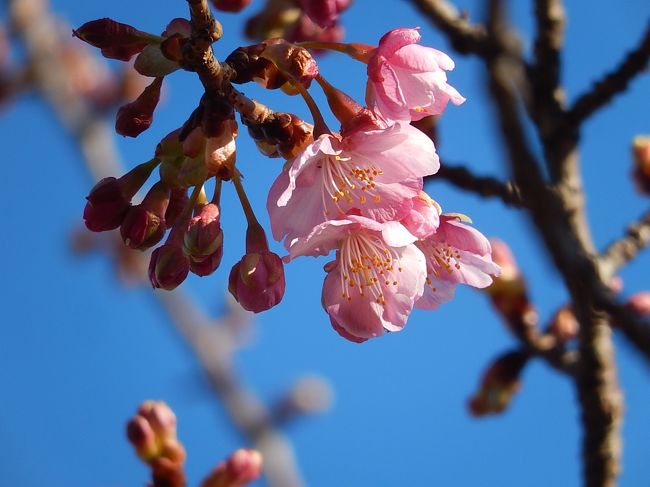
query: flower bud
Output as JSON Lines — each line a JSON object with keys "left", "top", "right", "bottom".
{"left": 285, "top": 14, "right": 344, "bottom": 45}
{"left": 184, "top": 203, "right": 224, "bottom": 257}
{"left": 225, "top": 44, "right": 288, "bottom": 89}
{"left": 126, "top": 415, "right": 158, "bottom": 460}
{"left": 299, "top": 0, "right": 352, "bottom": 28}
{"left": 83, "top": 160, "right": 158, "bottom": 232}
{"left": 548, "top": 306, "right": 579, "bottom": 343}
{"left": 229, "top": 250, "right": 285, "bottom": 313}
{"left": 149, "top": 240, "right": 190, "bottom": 290}
{"left": 116, "top": 77, "right": 163, "bottom": 137}
{"left": 137, "top": 400, "right": 178, "bottom": 440}
{"left": 260, "top": 39, "right": 319, "bottom": 88}
{"left": 626, "top": 292, "right": 650, "bottom": 315}
{"left": 72, "top": 18, "right": 154, "bottom": 61}
{"left": 244, "top": 2, "right": 301, "bottom": 41}
{"left": 211, "top": 0, "right": 253, "bottom": 13}
{"left": 190, "top": 249, "right": 224, "bottom": 277}
{"left": 632, "top": 135, "right": 650, "bottom": 195}
{"left": 469, "top": 351, "right": 528, "bottom": 416}
{"left": 201, "top": 449, "right": 263, "bottom": 487}
{"left": 120, "top": 182, "right": 170, "bottom": 249}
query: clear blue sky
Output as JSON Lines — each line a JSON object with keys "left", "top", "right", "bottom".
{"left": 1, "top": 1, "right": 649, "bottom": 486}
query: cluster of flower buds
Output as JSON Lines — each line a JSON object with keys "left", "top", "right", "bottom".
{"left": 76, "top": 5, "right": 500, "bottom": 339}
{"left": 245, "top": 0, "right": 352, "bottom": 46}
{"left": 468, "top": 351, "right": 528, "bottom": 416}
{"left": 127, "top": 401, "right": 187, "bottom": 487}
{"left": 127, "top": 401, "right": 262, "bottom": 487}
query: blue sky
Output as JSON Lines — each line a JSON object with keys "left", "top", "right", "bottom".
{"left": 1, "top": 0, "right": 649, "bottom": 485}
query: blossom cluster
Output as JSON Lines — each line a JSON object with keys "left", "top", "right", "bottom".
{"left": 76, "top": 7, "right": 499, "bottom": 342}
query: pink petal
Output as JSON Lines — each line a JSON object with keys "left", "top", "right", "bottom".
{"left": 377, "top": 28, "right": 421, "bottom": 57}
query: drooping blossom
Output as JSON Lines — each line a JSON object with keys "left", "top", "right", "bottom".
{"left": 366, "top": 28, "right": 465, "bottom": 122}
{"left": 415, "top": 214, "right": 500, "bottom": 309}
{"left": 288, "top": 215, "right": 427, "bottom": 342}
{"left": 268, "top": 121, "right": 438, "bottom": 248}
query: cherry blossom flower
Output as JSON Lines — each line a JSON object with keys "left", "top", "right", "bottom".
{"left": 366, "top": 27, "right": 465, "bottom": 122}
{"left": 415, "top": 214, "right": 500, "bottom": 309}
{"left": 267, "top": 121, "right": 438, "bottom": 248}
{"left": 288, "top": 215, "right": 427, "bottom": 342}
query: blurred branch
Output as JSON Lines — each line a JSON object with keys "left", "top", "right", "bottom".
{"left": 430, "top": 162, "right": 524, "bottom": 207}
{"left": 567, "top": 22, "right": 650, "bottom": 127}
{"left": 406, "top": 0, "right": 492, "bottom": 56}
{"left": 8, "top": 1, "right": 306, "bottom": 486}
{"left": 600, "top": 209, "right": 650, "bottom": 276}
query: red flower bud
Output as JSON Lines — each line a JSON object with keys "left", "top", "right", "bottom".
{"left": 229, "top": 250, "right": 285, "bottom": 313}
{"left": 210, "top": 0, "right": 253, "bottom": 13}
{"left": 83, "top": 160, "right": 158, "bottom": 232}
{"left": 299, "top": 0, "right": 352, "bottom": 28}
{"left": 149, "top": 242, "right": 190, "bottom": 290}
{"left": 184, "top": 204, "right": 224, "bottom": 257}
{"left": 73, "top": 18, "right": 152, "bottom": 61}
{"left": 120, "top": 182, "right": 170, "bottom": 250}
{"left": 116, "top": 77, "right": 163, "bottom": 137}
{"left": 201, "top": 449, "right": 263, "bottom": 487}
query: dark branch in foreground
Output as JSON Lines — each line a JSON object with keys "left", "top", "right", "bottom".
{"left": 429, "top": 163, "right": 524, "bottom": 207}
{"left": 567, "top": 22, "right": 650, "bottom": 126}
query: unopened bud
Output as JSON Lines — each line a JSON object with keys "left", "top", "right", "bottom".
{"left": 285, "top": 14, "right": 344, "bottom": 45}
{"left": 229, "top": 251, "right": 286, "bottom": 313}
{"left": 632, "top": 136, "right": 650, "bottom": 195}
{"left": 120, "top": 182, "right": 169, "bottom": 249}
{"left": 469, "top": 351, "right": 528, "bottom": 417}
{"left": 137, "top": 400, "right": 178, "bottom": 441}
{"left": 149, "top": 240, "right": 190, "bottom": 290}
{"left": 260, "top": 39, "right": 319, "bottom": 88}
{"left": 73, "top": 18, "right": 154, "bottom": 61}
{"left": 201, "top": 449, "right": 263, "bottom": 487}
{"left": 548, "top": 306, "right": 579, "bottom": 343}
{"left": 626, "top": 292, "right": 650, "bottom": 316}
{"left": 126, "top": 415, "right": 158, "bottom": 460}
{"left": 299, "top": 0, "right": 352, "bottom": 28}
{"left": 211, "top": 0, "right": 253, "bottom": 13}
{"left": 83, "top": 160, "right": 158, "bottom": 232}
{"left": 315, "top": 74, "right": 377, "bottom": 135}
{"left": 184, "top": 203, "right": 224, "bottom": 257}
{"left": 116, "top": 77, "right": 163, "bottom": 137}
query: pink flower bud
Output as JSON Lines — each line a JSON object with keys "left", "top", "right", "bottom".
{"left": 126, "top": 415, "right": 158, "bottom": 460}
{"left": 120, "top": 182, "right": 170, "bottom": 249}
{"left": 83, "top": 160, "right": 158, "bottom": 232}
{"left": 149, "top": 241, "right": 190, "bottom": 290}
{"left": 229, "top": 250, "right": 285, "bottom": 313}
{"left": 299, "top": 0, "right": 352, "bottom": 28}
{"left": 190, "top": 249, "right": 224, "bottom": 277}
{"left": 137, "top": 400, "right": 178, "bottom": 441}
{"left": 116, "top": 77, "right": 163, "bottom": 137}
{"left": 201, "top": 449, "right": 263, "bottom": 487}
{"left": 211, "top": 0, "right": 253, "bottom": 13}
{"left": 626, "top": 292, "right": 650, "bottom": 315}
{"left": 73, "top": 18, "right": 152, "bottom": 61}
{"left": 184, "top": 203, "right": 224, "bottom": 257}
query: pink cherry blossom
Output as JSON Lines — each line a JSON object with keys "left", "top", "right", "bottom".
{"left": 267, "top": 121, "right": 438, "bottom": 248}
{"left": 367, "top": 28, "right": 465, "bottom": 122}
{"left": 415, "top": 214, "right": 500, "bottom": 309}
{"left": 288, "top": 215, "right": 426, "bottom": 342}
{"left": 400, "top": 191, "right": 441, "bottom": 239}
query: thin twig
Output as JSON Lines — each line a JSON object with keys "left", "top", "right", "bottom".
{"left": 567, "top": 22, "right": 650, "bottom": 126}
{"left": 428, "top": 162, "right": 524, "bottom": 207}
{"left": 405, "top": 0, "right": 492, "bottom": 56}
{"left": 600, "top": 209, "right": 650, "bottom": 277}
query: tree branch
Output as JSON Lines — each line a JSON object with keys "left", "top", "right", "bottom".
{"left": 428, "top": 162, "right": 524, "bottom": 207}
{"left": 405, "top": 0, "right": 492, "bottom": 56}
{"left": 600, "top": 209, "right": 650, "bottom": 276}
{"left": 567, "top": 22, "right": 650, "bottom": 126}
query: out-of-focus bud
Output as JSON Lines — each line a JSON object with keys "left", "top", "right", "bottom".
{"left": 260, "top": 39, "right": 319, "bottom": 88}
{"left": 126, "top": 415, "right": 158, "bottom": 460}
{"left": 285, "top": 14, "right": 344, "bottom": 45}
{"left": 120, "top": 181, "right": 170, "bottom": 249}
{"left": 632, "top": 135, "right": 650, "bottom": 195}
{"left": 229, "top": 223, "right": 285, "bottom": 313}
{"left": 548, "top": 306, "right": 579, "bottom": 343}
{"left": 83, "top": 159, "right": 159, "bottom": 232}
{"left": 201, "top": 449, "right": 263, "bottom": 487}
{"left": 626, "top": 292, "right": 650, "bottom": 315}
{"left": 72, "top": 18, "right": 155, "bottom": 61}
{"left": 137, "top": 400, "right": 178, "bottom": 441}
{"left": 469, "top": 351, "right": 528, "bottom": 417}
{"left": 149, "top": 239, "right": 190, "bottom": 290}
{"left": 151, "top": 457, "right": 187, "bottom": 487}
{"left": 211, "top": 0, "right": 253, "bottom": 13}
{"left": 299, "top": 0, "right": 352, "bottom": 28}
{"left": 184, "top": 203, "right": 224, "bottom": 257}
{"left": 116, "top": 77, "right": 163, "bottom": 137}
{"left": 244, "top": 0, "right": 301, "bottom": 41}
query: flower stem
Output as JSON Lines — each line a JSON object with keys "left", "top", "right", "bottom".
{"left": 232, "top": 171, "right": 258, "bottom": 226}
{"left": 296, "top": 41, "right": 374, "bottom": 63}
{"left": 291, "top": 81, "right": 331, "bottom": 138}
